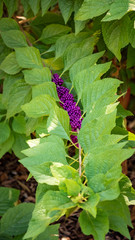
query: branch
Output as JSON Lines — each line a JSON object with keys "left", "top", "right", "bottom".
{"left": 16, "top": 16, "right": 36, "bottom": 24}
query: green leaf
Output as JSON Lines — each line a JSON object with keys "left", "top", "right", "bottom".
{"left": 81, "top": 78, "right": 120, "bottom": 112}
{"left": 21, "top": 154, "right": 64, "bottom": 174}
{"left": 129, "top": 16, "right": 135, "bottom": 48}
{"left": 0, "top": 234, "right": 12, "bottom": 240}
{"left": 23, "top": 205, "right": 51, "bottom": 239}
{"left": 40, "top": 24, "right": 71, "bottom": 44}
{"left": 12, "top": 133, "right": 29, "bottom": 159}
{"left": 55, "top": 33, "right": 76, "bottom": 60}
{"left": 99, "top": 195, "right": 132, "bottom": 239}
{"left": 36, "top": 183, "right": 58, "bottom": 202}
{"left": 43, "top": 57, "right": 64, "bottom": 71}
{"left": 78, "top": 111, "right": 117, "bottom": 153}
{"left": 55, "top": 32, "right": 92, "bottom": 60}
{"left": 117, "top": 104, "right": 133, "bottom": 118}
{"left": 47, "top": 106, "right": 70, "bottom": 140}
{"left": 25, "top": 118, "right": 41, "bottom": 136}
{"left": 69, "top": 51, "right": 105, "bottom": 82}
{"left": 2, "top": 74, "right": 23, "bottom": 107}
{"left": 0, "top": 38, "right": 12, "bottom": 65}
{"left": 6, "top": 79, "right": 31, "bottom": 119}
{"left": 21, "top": 142, "right": 65, "bottom": 160}
{"left": 119, "top": 175, "right": 135, "bottom": 205}
{"left": 62, "top": 36, "right": 96, "bottom": 73}
{"left": 79, "top": 193, "right": 100, "bottom": 218}
{"left": 37, "top": 190, "right": 75, "bottom": 212}
{"left": 112, "top": 125, "right": 128, "bottom": 135}
{"left": 41, "top": 0, "right": 52, "bottom": 16}
{"left": 50, "top": 164, "right": 82, "bottom": 195}
{"left": 86, "top": 134, "right": 125, "bottom": 152}
{"left": 83, "top": 103, "right": 119, "bottom": 130}
{"left": 79, "top": 209, "right": 109, "bottom": 239}
{"left": 87, "top": 104, "right": 119, "bottom": 125}
{"left": 31, "top": 12, "right": 64, "bottom": 30}
{"left": 12, "top": 115, "right": 26, "bottom": 134}
{"left": 22, "top": 94, "right": 56, "bottom": 118}
{"left": 84, "top": 148, "right": 134, "bottom": 185}
{"left": 1, "top": 30, "right": 28, "bottom": 48}
{"left": 82, "top": 104, "right": 118, "bottom": 132}
{"left": 28, "top": 0, "right": 40, "bottom": 15}
{"left": 15, "top": 47, "right": 43, "bottom": 69}
{"left": 75, "top": 19, "right": 88, "bottom": 35}
{"left": 23, "top": 31, "right": 35, "bottom": 45}
{"left": 127, "top": 44, "right": 135, "bottom": 68}
{"left": 36, "top": 117, "right": 49, "bottom": 136}
{"left": 103, "top": 0, "right": 135, "bottom": 21}
{"left": 27, "top": 133, "right": 65, "bottom": 148}
{"left": 0, "top": 133, "right": 14, "bottom": 158}
{"left": 0, "top": 203, "right": 34, "bottom": 236}
{"left": 21, "top": 161, "right": 59, "bottom": 185}
{"left": 21, "top": 0, "right": 30, "bottom": 16}
{"left": 32, "top": 82, "right": 59, "bottom": 101}
{"left": 0, "top": 94, "right": 6, "bottom": 111}
{"left": 0, "top": 52, "right": 21, "bottom": 75}
{"left": 0, "top": 1, "right": 3, "bottom": 18}
{"left": 65, "top": 179, "right": 81, "bottom": 196}
{"left": 73, "top": 63, "right": 112, "bottom": 101}
{"left": 51, "top": 164, "right": 81, "bottom": 194}
{"left": 23, "top": 191, "right": 66, "bottom": 239}
{"left": 0, "top": 187, "right": 20, "bottom": 216}
{"left": 35, "top": 224, "right": 60, "bottom": 240}
{"left": 87, "top": 172, "right": 121, "bottom": 201}
{"left": 102, "top": 15, "right": 130, "bottom": 60}
{"left": 58, "top": 0, "right": 74, "bottom": 23}
{"left": 3, "top": 0, "right": 18, "bottom": 17}
{"left": 0, "top": 122, "right": 10, "bottom": 144}
{"left": 0, "top": 18, "right": 19, "bottom": 32}
{"left": 21, "top": 137, "right": 67, "bottom": 166}
{"left": 74, "top": 0, "right": 87, "bottom": 34}
{"left": 51, "top": 163, "right": 80, "bottom": 181}
{"left": 28, "top": 163, "right": 60, "bottom": 185}
{"left": 23, "top": 67, "right": 51, "bottom": 85}
{"left": 75, "top": 0, "right": 112, "bottom": 21}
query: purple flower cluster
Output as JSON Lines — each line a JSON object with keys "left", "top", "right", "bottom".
{"left": 52, "top": 73, "right": 82, "bottom": 144}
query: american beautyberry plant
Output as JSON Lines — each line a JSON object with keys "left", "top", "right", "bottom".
{"left": 0, "top": 1, "right": 135, "bottom": 240}
{"left": 20, "top": 73, "right": 135, "bottom": 240}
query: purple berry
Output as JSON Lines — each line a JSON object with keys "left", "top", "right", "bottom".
{"left": 52, "top": 73, "right": 64, "bottom": 86}
{"left": 56, "top": 86, "right": 69, "bottom": 98}
{"left": 63, "top": 101, "right": 76, "bottom": 111}
{"left": 52, "top": 74, "right": 83, "bottom": 144}
{"left": 60, "top": 93, "right": 74, "bottom": 103}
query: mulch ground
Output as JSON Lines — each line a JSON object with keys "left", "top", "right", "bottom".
{"left": 0, "top": 151, "right": 135, "bottom": 240}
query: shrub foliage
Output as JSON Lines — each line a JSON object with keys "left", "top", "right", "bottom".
{"left": 0, "top": 1, "right": 135, "bottom": 240}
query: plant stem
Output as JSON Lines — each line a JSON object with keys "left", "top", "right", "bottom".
{"left": 66, "top": 155, "right": 78, "bottom": 162}
{"left": 69, "top": 85, "right": 73, "bottom": 93}
{"left": 77, "top": 129, "right": 81, "bottom": 177}
{"left": 70, "top": 140, "right": 79, "bottom": 149}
